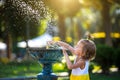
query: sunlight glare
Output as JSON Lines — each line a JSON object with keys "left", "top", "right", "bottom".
{"left": 79, "top": 0, "right": 84, "bottom": 4}
{"left": 63, "top": 0, "right": 70, "bottom": 3}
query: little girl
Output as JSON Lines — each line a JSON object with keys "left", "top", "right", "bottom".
{"left": 48, "top": 38, "right": 96, "bottom": 80}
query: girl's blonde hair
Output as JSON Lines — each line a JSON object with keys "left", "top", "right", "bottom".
{"left": 80, "top": 39, "right": 96, "bottom": 60}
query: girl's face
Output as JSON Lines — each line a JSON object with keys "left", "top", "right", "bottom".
{"left": 74, "top": 41, "right": 84, "bottom": 56}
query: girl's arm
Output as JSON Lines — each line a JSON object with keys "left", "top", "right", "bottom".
{"left": 62, "top": 48, "right": 73, "bottom": 69}
{"left": 57, "top": 41, "right": 75, "bottom": 54}
{"left": 48, "top": 41, "right": 75, "bottom": 54}
{"left": 62, "top": 49, "right": 85, "bottom": 70}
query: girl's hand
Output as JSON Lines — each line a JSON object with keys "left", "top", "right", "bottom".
{"left": 47, "top": 41, "right": 55, "bottom": 45}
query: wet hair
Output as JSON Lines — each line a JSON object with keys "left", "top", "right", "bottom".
{"left": 80, "top": 39, "right": 96, "bottom": 60}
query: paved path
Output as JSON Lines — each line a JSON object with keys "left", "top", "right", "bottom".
{"left": 0, "top": 72, "right": 69, "bottom": 80}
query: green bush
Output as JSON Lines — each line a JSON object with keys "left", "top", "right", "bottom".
{"left": 95, "top": 44, "right": 114, "bottom": 74}
{"left": 114, "top": 48, "right": 120, "bottom": 70}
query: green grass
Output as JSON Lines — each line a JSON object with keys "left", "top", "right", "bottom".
{"left": 90, "top": 72, "right": 120, "bottom": 80}
{"left": 0, "top": 61, "right": 120, "bottom": 80}
{"left": 0, "top": 61, "right": 41, "bottom": 78}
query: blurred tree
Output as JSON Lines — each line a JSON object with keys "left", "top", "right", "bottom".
{"left": 43, "top": 0, "right": 81, "bottom": 40}
{"left": 100, "top": 0, "right": 113, "bottom": 46}
{"left": 43, "top": 0, "right": 120, "bottom": 46}
{"left": 79, "top": 0, "right": 120, "bottom": 46}
{"left": 0, "top": 0, "right": 49, "bottom": 59}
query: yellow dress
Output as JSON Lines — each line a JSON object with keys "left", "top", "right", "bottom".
{"left": 70, "top": 74, "right": 90, "bottom": 80}
{"left": 70, "top": 57, "right": 90, "bottom": 80}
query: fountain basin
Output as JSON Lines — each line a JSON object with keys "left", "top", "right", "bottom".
{"left": 28, "top": 48, "right": 64, "bottom": 80}
{"left": 29, "top": 48, "right": 63, "bottom": 63}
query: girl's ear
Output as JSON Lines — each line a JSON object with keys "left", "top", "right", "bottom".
{"left": 81, "top": 50, "right": 86, "bottom": 58}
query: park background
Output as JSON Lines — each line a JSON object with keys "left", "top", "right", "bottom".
{"left": 0, "top": 0, "right": 120, "bottom": 80}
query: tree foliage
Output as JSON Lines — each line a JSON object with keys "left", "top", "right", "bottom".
{"left": 0, "top": 0, "right": 50, "bottom": 58}
{"left": 0, "top": 0, "right": 49, "bottom": 41}
{"left": 43, "top": 0, "right": 81, "bottom": 17}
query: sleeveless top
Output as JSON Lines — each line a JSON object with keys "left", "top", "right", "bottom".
{"left": 70, "top": 56, "right": 90, "bottom": 80}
